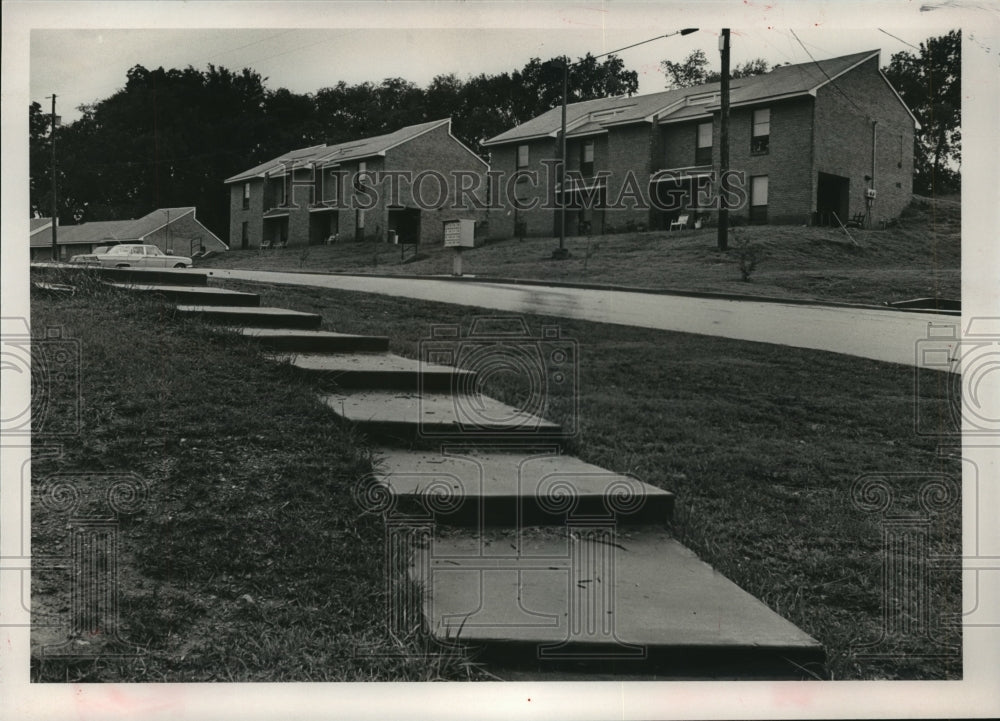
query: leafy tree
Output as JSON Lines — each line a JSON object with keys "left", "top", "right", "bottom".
{"left": 30, "top": 64, "right": 275, "bottom": 235}
{"left": 29, "top": 101, "right": 55, "bottom": 217}
{"left": 29, "top": 51, "right": 641, "bottom": 237}
{"left": 883, "top": 30, "right": 961, "bottom": 194}
{"left": 661, "top": 49, "right": 770, "bottom": 89}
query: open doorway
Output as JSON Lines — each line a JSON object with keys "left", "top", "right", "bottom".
{"left": 816, "top": 172, "right": 850, "bottom": 227}
{"left": 309, "top": 210, "right": 339, "bottom": 245}
{"left": 387, "top": 206, "right": 421, "bottom": 245}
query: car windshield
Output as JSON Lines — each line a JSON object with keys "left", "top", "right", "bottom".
{"left": 107, "top": 246, "right": 130, "bottom": 255}
{"left": 94, "top": 246, "right": 110, "bottom": 255}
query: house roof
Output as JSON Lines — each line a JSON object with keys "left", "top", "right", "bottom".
{"left": 113, "top": 207, "right": 196, "bottom": 241}
{"left": 29, "top": 207, "right": 224, "bottom": 249}
{"left": 484, "top": 49, "right": 906, "bottom": 146}
{"left": 31, "top": 220, "right": 134, "bottom": 247}
{"left": 30, "top": 217, "right": 53, "bottom": 234}
{"left": 224, "top": 118, "right": 453, "bottom": 184}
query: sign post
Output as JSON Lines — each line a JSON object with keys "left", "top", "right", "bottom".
{"left": 443, "top": 219, "right": 475, "bottom": 276}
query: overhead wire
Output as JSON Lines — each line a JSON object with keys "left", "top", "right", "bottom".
{"left": 788, "top": 29, "right": 868, "bottom": 116}
{"left": 877, "top": 28, "right": 921, "bottom": 51}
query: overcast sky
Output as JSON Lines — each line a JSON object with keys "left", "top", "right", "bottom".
{"left": 24, "top": 8, "right": 954, "bottom": 124}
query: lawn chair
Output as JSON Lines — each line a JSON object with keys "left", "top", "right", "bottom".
{"left": 669, "top": 214, "right": 690, "bottom": 232}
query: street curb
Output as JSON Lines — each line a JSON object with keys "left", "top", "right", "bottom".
{"left": 201, "top": 266, "right": 960, "bottom": 316}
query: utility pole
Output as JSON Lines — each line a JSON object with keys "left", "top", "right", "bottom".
{"left": 554, "top": 61, "right": 570, "bottom": 260}
{"left": 553, "top": 29, "right": 698, "bottom": 260}
{"left": 50, "top": 94, "right": 59, "bottom": 261}
{"left": 717, "top": 29, "right": 730, "bottom": 252}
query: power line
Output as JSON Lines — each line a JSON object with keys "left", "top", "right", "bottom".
{"left": 243, "top": 31, "right": 358, "bottom": 68}
{"left": 192, "top": 30, "right": 298, "bottom": 67}
{"left": 788, "top": 29, "right": 867, "bottom": 115}
{"left": 878, "top": 28, "right": 921, "bottom": 51}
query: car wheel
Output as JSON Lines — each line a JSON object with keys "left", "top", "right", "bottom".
{"left": 173, "top": 263, "right": 187, "bottom": 268}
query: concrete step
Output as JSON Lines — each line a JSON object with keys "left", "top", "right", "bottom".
{"left": 271, "top": 352, "right": 475, "bottom": 391}
{"left": 175, "top": 305, "right": 322, "bottom": 329}
{"left": 320, "top": 390, "right": 564, "bottom": 444}
{"left": 373, "top": 448, "right": 672, "bottom": 525}
{"left": 106, "top": 283, "right": 260, "bottom": 307}
{"left": 235, "top": 328, "right": 389, "bottom": 353}
{"left": 31, "top": 263, "right": 209, "bottom": 287}
{"left": 410, "top": 527, "right": 824, "bottom": 678}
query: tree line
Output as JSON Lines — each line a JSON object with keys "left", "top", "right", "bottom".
{"left": 29, "top": 32, "right": 959, "bottom": 240}
{"left": 29, "top": 55, "right": 637, "bottom": 238}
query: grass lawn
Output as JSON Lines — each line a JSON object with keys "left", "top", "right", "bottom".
{"left": 31, "top": 272, "right": 961, "bottom": 681}
{"left": 198, "top": 196, "right": 960, "bottom": 306}
{"left": 30, "top": 283, "right": 486, "bottom": 682}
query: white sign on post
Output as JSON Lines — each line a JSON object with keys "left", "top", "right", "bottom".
{"left": 443, "top": 219, "right": 475, "bottom": 248}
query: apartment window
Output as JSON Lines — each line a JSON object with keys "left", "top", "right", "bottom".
{"left": 695, "top": 122, "right": 713, "bottom": 165}
{"left": 517, "top": 144, "right": 529, "bottom": 169}
{"left": 751, "top": 108, "right": 770, "bottom": 155}
{"left": 242, "top": 182, "right": 251, "bottom": 209}
{"left": 750, "top": 175, "right": 769, "bottom": 223}
{"left": 580, "top": 139, "right": 595, "bottom": 177}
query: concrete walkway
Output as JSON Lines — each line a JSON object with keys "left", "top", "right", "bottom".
{"left": 202, "top": 269, "right": 954, "bottom": 370}
{"left": 77, "top": 265, "right": 825, "bottom": 677}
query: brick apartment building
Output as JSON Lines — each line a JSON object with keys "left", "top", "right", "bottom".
{"left": 484, "top": 50, "right": 917, "bottom": 237}
{"left": 29, "top": 207, "right": 226, "bottom": 261}
{"left": 225, "top": 118, "right": 489, "bottom": 249}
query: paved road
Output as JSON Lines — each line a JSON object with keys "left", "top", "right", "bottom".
{"left": 203, "top": 269, "right": 956, "bottom": 371}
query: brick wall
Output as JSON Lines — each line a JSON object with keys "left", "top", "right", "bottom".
{"left": 229, "top": 180, "right": 266, "bottom": 248}
{"left": 813, "top": 56, "right": 915, "bottom": 224}
{"left": 143, "top": 212, "right": 228, "bottom": 256}
{"left": 723, "top": 97, "right": 816, "bottom": 225}
{"left": 382, "top": 123, "right": 489, "bottom": 244}
{"left": 605, "top": 124, "right": 655, "bottom": 231}
{"left": 489, "top": 138, "right": 559, "bottom": 238}
{"left": 661, "top": 121, "right": 705, "bottom": 170}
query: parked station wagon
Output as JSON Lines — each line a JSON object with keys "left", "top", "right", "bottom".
{"left": 70, "top": 244, "right": 193, "bottom": 268}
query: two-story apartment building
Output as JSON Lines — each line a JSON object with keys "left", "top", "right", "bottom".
{"left": 225, "top": 118, "right": 489, "bottom": 249}
{"left": 484, "top": 50, "right": 917, "bottom": 237}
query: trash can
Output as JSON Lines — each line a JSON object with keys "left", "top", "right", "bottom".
{"left": 388, "top": 230, "right": 398, "bottom": 245}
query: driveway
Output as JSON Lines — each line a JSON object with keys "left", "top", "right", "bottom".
{"left": 201, "top": 269, "right": 957, "bottom": 371}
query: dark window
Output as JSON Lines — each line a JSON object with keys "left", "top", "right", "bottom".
{"left": 695, "top": 122, "right": 713, "bottom": 165}
{"left": 242, "top": 182, "right": 251, "bottom": 209}
{"left": 749, "top": 175, "right": 768, "bottom": 223}
{"left": 580, "top": 139, "right": 595, "bottom": 177}
{"left": 517, "top": 144, "right": 529, "bottom": 169}
{"left": 241, "top": 221, "right": 249, "bottom": 249}
{"left": 751, "top": 108, "right": 770, "bottom": 155}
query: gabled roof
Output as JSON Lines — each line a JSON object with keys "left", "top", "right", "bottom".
{"left": 224, "top": 118, "right": 452, "bottom": 184}
{"left": 484, "top": 49, "right": 909, "bottom": 145}
{"left": 113, "top": 207, "right": 196, "bottom": 241}
{"left": 29, "top": 207, "right": 224, "bottom": 249}
{"left": 30, "top": 217, "right": 53, "bottom": 235}
{"left": 31, "top": 219, "right": 134, "bottom": 247}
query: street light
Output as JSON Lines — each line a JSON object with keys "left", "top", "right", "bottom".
{"left": 555, "top": 28, "right": 698, "bottom": 259}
